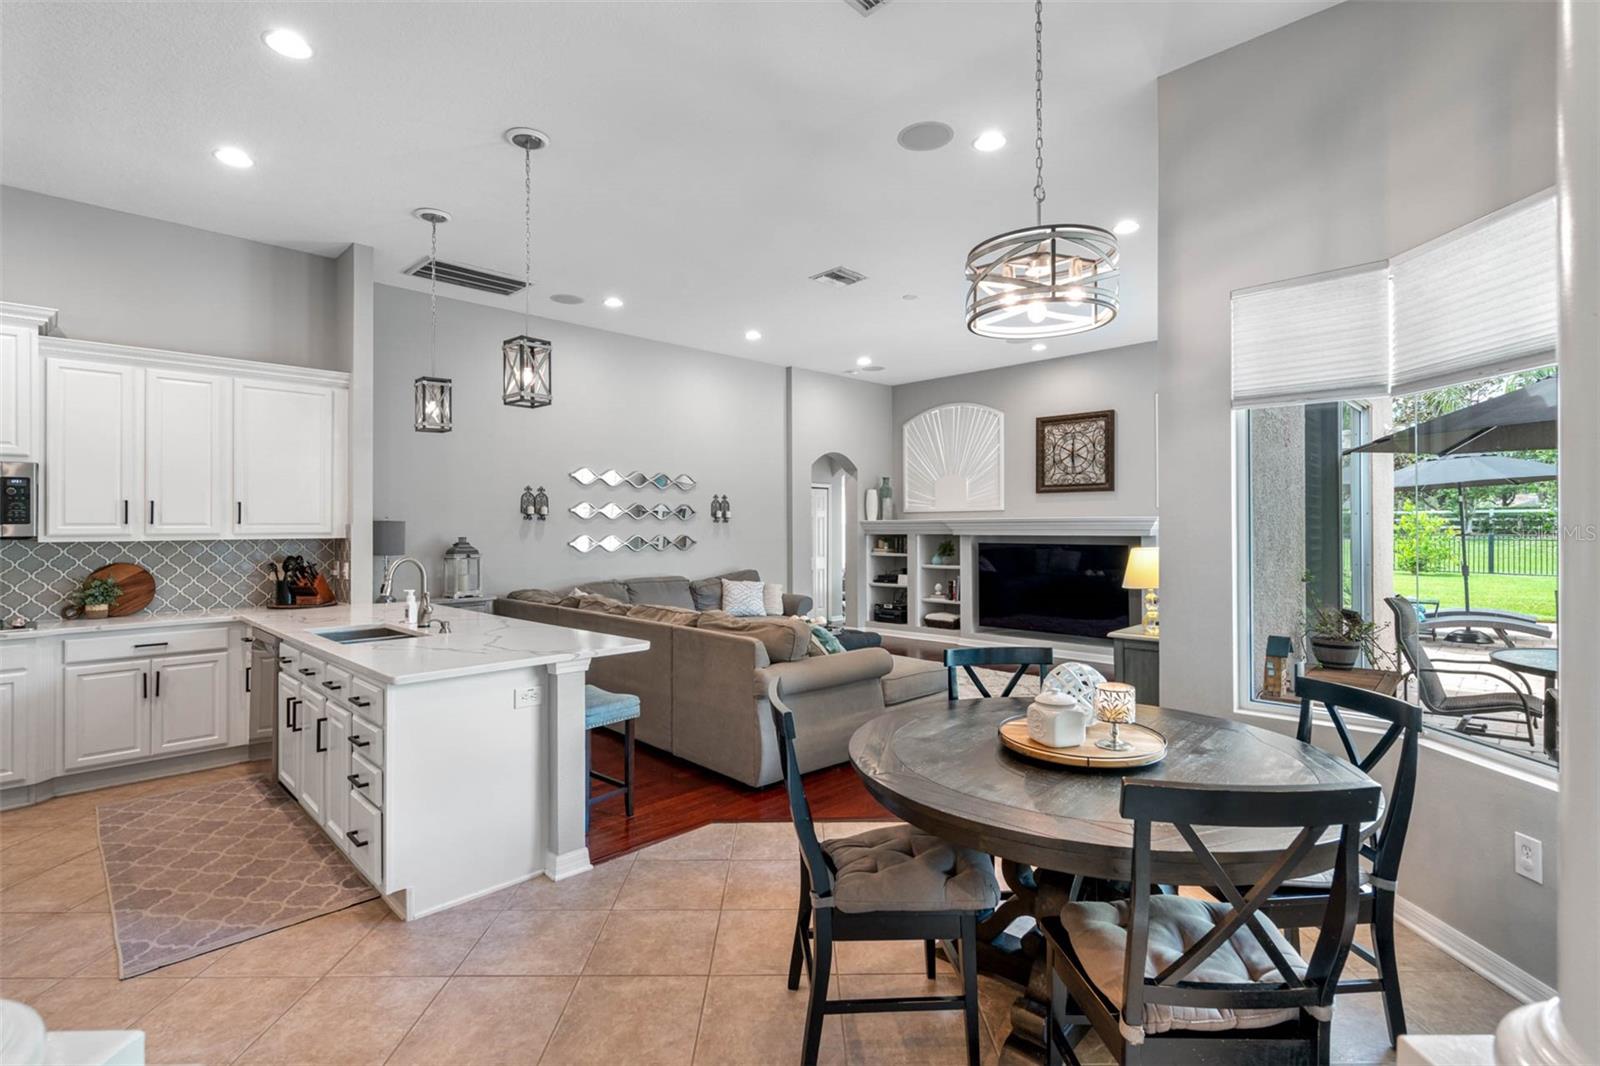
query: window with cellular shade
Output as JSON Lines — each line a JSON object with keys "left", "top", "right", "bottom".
{"left": 1390, "top": 189, "right": 1556, "bottom": 393}
{"left": 1229, "top": 262, "right": 1390, "bottom": 408}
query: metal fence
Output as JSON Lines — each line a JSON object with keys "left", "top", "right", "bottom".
{"left": 1405, "top": 533, "right": 1560, "bottom": 576}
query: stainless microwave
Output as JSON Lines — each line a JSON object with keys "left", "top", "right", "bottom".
{"left": 1, "top": 462, "right": 38, "bottom": 538}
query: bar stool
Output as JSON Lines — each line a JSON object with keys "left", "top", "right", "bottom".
{"left": 584, "top": 685, "right": 639, "bottom": 822}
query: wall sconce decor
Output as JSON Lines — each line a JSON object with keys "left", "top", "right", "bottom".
{"left": 521, "top": 486, "right": 549, "bottom": 521}
{"left": 710, "top": 495, "right": 732, "bottom": 523}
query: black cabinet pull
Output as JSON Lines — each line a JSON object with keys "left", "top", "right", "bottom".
{"left": 279, "top": 656, "right": 292, "bottom": 664}
{"left": 299, "top": 667, "right": 316, "bottom": 676}
{"left": 290, "top": 697, "right": 302, "bottom": 732}
{"left": 245, "top": 665, "right": 251, "bottom": 693}
{"left": 154, "top": 671, "right": 161, "bottom": 698}
{"left": 236, "top": 501, "right": 243, "bottom": 524}
{"left": 315, "top": 717, "right": 327, "bottom": 753}
{"left": 349, "top": 697, "right": 370, "bottom": 708}
{"left": 142, "top": 672, "right": 148, "bottom": 699}
{"left": 347, "top": 774, "right": 370, "bottom": 789}
{"left": 349, "top": 735, "right": 370, "bottom": 748}
{"left": 149, "top": 500, "right": 155, "bottom": 524}
{"left": 285, "top": 695, "right": 294, "bottom": 728}
{"left": 123, "top": 499, "right": 129, "bottom": 524}
{"left": 347, "top": 829, "right": 369, "bottom": 848}
{"left": 134, "top": 641, "right": 168, "bottom": 649}
{"left": 322, "top": 681, "right": 341, "bottom": 690}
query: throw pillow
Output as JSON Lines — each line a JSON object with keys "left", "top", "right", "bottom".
{"left": 690, "top": 569, "right": 760, "bottom": 612}
{"left": 763, "top": 583, "right": 785, "bottom": 616}
{"left": 810, "top": 625, "right": 845, "bottom": 654}
{"left": 722, "top": 579, "right": 767, "bottom": 618}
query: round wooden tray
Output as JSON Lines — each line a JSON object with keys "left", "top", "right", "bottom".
{"left": 86, "top": 562, "right": 155, "bottom": 617}
{"left": 998, "top": 716, "right": 1167, "bottom": 769}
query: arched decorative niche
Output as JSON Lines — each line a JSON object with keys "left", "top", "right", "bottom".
{"left": 902, "top": 403, "right": 1005, "bottom": 512}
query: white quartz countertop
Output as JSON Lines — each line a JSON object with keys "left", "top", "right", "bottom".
{"left": 0, "top": 603, "right": 649, "bottom": 686}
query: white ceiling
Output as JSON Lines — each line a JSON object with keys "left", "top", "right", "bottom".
{"left": 0, "top": 1, "right": 1328, "bottom": 384}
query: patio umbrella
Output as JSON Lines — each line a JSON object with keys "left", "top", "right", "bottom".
{"left": 1391, "top": 453, "right": 1558, "bottom": 612}
{"left": 1350, "top": 377, "right": 1557, "bottom": 456}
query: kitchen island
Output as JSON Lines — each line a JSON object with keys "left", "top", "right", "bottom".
{"left": 0, "top": 603, "right": 648, "bottom": 919}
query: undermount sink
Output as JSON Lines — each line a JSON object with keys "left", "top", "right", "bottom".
{"left": 313, "top": 625, "right": 420, "bottom": 645}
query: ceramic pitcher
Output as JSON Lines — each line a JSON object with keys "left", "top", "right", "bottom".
{"left": 1026, "top": 690, "right": 1095, "bottom": 748}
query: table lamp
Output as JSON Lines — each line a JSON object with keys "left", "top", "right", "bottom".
{"left": 1122, "top": 546, "right": 1160, "bottom": 636}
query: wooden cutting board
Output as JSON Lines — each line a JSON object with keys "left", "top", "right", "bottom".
{"left": 87, "top": 562, "right": 156, "bottom": 616}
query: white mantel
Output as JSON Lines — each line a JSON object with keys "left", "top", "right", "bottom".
{"left": 861, "top": 515, "right": 1158, "bottom": 538}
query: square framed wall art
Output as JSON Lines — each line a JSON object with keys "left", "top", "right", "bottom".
{"left": 1036, "top": 410, "right": 1115, "bottom": 493}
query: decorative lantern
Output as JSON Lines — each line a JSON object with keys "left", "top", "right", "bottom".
{"left": 502, "top": 335, "right": 552, "bottom": 408}
{"left": 1262, "top": 635, "right": 1294, "bottom": 699}
{"left": 442, "top": 537, "right": 482, "bottom": 598}
{"left": 521, "top": 485, "right": 549, "bottom": 521}
{"left": 414, "top": 377, "right": 452, "bottom": 433}
{"left": 1093, "top": 682, "right": 1137, "bottom": 752}
{"left": 412, "top": 208, "right": 454, "bottom": 433}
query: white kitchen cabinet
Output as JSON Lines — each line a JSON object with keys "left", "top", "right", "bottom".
{"left": 45, "top": 357, "right": 140, "bottom": 539}
{"left": 233, "top": 377, "right": 337, "bottom": 536}
{"left": 278, "top": 675, "right": 303, "bottom": 793}
{"left": 151, "top": 652, "right": 229, "bottom": 755}
{"left": 297, "top": 689, "right": 328, "bottom": 823}
{"left": 0, "top": 325, "right": 38, "bottom": 460}
{"left": 323, "top": 704, "right": 352, "bottom": 845}
{"left": 0, "top": 666, "right": 27, "bottom": 786}
{"left": 145, "top": 368, "right": 229, "bottom": 537}
{"left": 63, "top": 659, "right": 151, "bottom": 770}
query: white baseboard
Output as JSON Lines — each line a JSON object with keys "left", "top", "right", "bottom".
{"left": 1395, "top": 895, "right": 1555, "bottom": 1004}
{"left": 545, "top": 848, "right": 593, "bottom": 882}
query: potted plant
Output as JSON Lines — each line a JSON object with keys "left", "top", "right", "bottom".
{"left": 932, "top": 539, "right": 957, "bottom": 566}
{"left": 79, "top": 576, "right": 123, "bottom": 618}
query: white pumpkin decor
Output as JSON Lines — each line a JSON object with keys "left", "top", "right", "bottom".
{"left": 1042, "top": 662, "right": 1108, "bottom": 710}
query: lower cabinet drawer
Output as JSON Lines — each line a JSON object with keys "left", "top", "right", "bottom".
{"left": 346, "top": 676, "right": 384, "bottom": 725}
{"left": 345, "top": 791, "right": 382, "bottom": 885}
{"left": 349, "top": 716, "right": 383, "bottom": 767}
{"left": 347, "top": 751, "right": 382, "bottom": 809}
{"left": 64, "top": 626, "right": 231, "bottom": 664}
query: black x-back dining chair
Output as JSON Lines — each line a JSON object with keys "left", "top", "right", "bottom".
{"left": 945, "top": 645, "right": 1054, "bottom": 700}
{"left": 1042, "top": 777, "right": 1379, "bottom": 1065}
{"left": 769, "top": 684, "right": 1000, "bottom": 1066}
{"left": 1258, "top": 672, "right": 1421, "bottom": 1046}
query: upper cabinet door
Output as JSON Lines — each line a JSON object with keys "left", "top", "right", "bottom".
{"left": 45, "top": 357, "right": 140, "bottom": 539}
{"left": 0, "top": 325, "right": 39, "bottom": 459}
{"left": 233, "top": 378, "right": 336, "bottom": 536}
{"left": 145, "top": 369, "right": 229, "bottom": 537}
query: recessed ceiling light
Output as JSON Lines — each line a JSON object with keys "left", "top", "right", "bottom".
{"left": 212, "top": 146, "right": 254, "bottom": 169}
{"left": 1112, "top": 218, "right": 1140, "bottom": 236}
{"left": 603, "top": 296, "right": 624, "bottom": 309}
{"left": 1031, "top": 343, "right": 1048, "bottom": 352}
{"left": 262, "top": 28, "right": 313, "bottom": 59}
{"left": 855, "top": 355, "right": 873, "bottom": 367}
{"left": 901, "top": 294, "right": 918, "bottom": 301}
{"left": 550, "top": 293, "right": 585, "bottom": 305}
{"left": 744, "top": 329, "right": 762, "bottom": 341}
{"left": 973, "top": 129, "right": 1007, "bottom": 152}
{"left": 897, "top": 121, "right": 954, "bottom": 152}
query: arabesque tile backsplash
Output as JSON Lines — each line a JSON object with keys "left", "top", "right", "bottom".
{"left": 1, "top": 539, "right": 343, "bottom": 621}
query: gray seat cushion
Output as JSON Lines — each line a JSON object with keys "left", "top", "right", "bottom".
{"left": 1060, "top": 894, "right": 1309, "bottom": 1036}
{"left": 690, "top": 569, "right": 760, "bottom": 612}
{"left": 1439, "top": 690, "right": 1542, "bottom": 717}
{"left": 574, "top": 579, "right": 631, "bottom": 602}
{"left": 881, "top": 656, "right": 947, "bottom": 706}
{"left": 625, "top": 575, "right": 696, "bottom": 610}
{"left": 822, "top": 825, "right": 1000, "bottom": 914}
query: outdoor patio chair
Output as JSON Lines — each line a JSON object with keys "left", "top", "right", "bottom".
{"left": 1387, "top": 596, "right": 1542, "bottom": 742}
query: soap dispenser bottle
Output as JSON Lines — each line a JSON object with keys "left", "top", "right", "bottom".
{"left": 404, "top": 589, "right": 419, "bottom": 627}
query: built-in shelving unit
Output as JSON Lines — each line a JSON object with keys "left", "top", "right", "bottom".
{"left": 866, "top": 532, "right": 910, "bottom": 627}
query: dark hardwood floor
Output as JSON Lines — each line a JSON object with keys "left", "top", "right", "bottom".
{"left": 586, "top": 731, "right": 888, "bottom": 862}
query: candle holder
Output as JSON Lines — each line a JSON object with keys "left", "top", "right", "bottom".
{"left": 1094, "top": 682, "right": 1137, "bottom": 751}
{"left": 521, "top": 485, "right": 549, "bottom": 521}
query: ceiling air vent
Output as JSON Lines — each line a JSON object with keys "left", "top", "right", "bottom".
{"left": 841, "top": 0, "right": 889, "bottom": 14}
{"left": 810, "top": 265, "right": 868, "bottom": 288}
{"left": 405, "top": 257, "right": 526, "bottom": 297}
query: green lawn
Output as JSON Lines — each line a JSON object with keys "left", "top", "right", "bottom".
{"left": 1392, "top": 572, "right": 1558, "bottom": 621}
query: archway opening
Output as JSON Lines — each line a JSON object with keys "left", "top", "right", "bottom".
{"left": 809, "top": 452, "right": 858, "bottom": 623}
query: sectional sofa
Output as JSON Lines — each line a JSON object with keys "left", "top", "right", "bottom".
{"left": 493, "top": 569, "right": 947, "bottom": 787}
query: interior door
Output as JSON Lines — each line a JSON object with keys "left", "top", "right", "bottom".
{"left": 233, "top": 377, "right": 335, "bottom": 535}
{"left": 297, "top": 689, "right": 328, "bottom": 822}
{"left": 45, "top": 357, "right": 139, "bottom": 539}
{"left": 810, "top": 485, "right": 830, "bottom": 613}
{"left": 151, "top": 652, "right": 229, "bottom": 755}
{"left": 63, "top": 659, "right": 151, "bottom": 770}
{"left": 146, "top": 368, "right": 229, "bottom": 537}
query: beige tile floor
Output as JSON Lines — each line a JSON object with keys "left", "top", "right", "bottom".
{"left": 0, "top": 770, "right": 1520, "bottom": 1064}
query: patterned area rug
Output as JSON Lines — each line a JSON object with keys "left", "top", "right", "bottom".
{"left": 96, "top": 775, "right": 377, "bottom": 978}
{"left": 954, "top": 665, "right": 1044, "bottom": 700}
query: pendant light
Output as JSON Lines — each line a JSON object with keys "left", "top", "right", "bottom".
{"left": 503, "top": 127, "right": 553, "bottom": 409}
{"left": 964, "top": 0, "right": 1119, "bottom": 340}
{"left": 413, "top": 208, "right": 453, "bottom": 433}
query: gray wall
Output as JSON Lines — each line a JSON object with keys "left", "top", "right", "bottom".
{"left": 0, "top": 186, "right": 342, "bottom": 369}
{"left": 1157, "top": 1, "right": 1557, "bottom": 983}
{"left": 890, "top": 341, "right": 1159, "bottom": 518}
{"left": 373, "top": 283, "right": 791, "bottom": 594}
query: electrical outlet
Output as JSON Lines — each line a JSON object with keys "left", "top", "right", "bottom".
{"left": 1514, "top": 832, "right": 1543, "bottom": 884}
{"left": 513, "top": 687, "right": 539, "bottom": 710}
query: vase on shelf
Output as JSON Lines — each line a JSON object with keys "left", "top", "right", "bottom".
{"left": 877, "top": 477, "right": 894, "bottom": 521}
{"left": 863, "top": 486, "right": 881, "bottom": 522}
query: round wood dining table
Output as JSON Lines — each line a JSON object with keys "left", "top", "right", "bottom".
{"left": 848, "top": 698, "right": 1383, "bottom": 1058}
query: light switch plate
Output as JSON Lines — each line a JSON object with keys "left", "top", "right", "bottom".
{"left": 514, "top": 687, "right": 539, "bottom": 710}
{"left": 1514, "top": 832, "right": 1543, "bottom": 884}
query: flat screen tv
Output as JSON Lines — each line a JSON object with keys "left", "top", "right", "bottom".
{"left": 976, "top": 542, "right": 1131, "bottom": 640}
